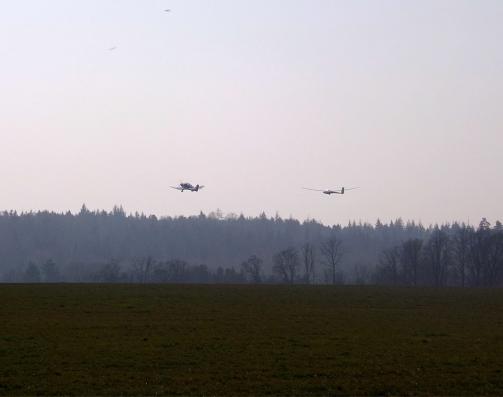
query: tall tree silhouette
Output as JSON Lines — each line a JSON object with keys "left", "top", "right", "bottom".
{"left": 320, "top": 237, "right": 344, "bottom": 284}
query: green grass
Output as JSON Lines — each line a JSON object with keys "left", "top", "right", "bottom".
{"left": 1, "top": 284, "right": 503, "bottom": 395}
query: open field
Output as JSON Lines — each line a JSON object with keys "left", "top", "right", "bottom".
{"left": 1, "top": 285, "right": 503, "bottom": 395}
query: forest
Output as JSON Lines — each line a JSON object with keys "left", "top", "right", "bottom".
{"left": 1, "top": 205, "right": 502, "bottom": 287}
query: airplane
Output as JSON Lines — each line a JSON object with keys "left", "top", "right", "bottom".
{"left": 171, "top": 182, "right": 204, "bottom": 192}
{"left": 302, "top": 187, "right": 359, "bottom": 195}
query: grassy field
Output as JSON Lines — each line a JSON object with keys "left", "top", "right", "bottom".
{"left": 1, "top": 284, "right": 503, "bottom": 395}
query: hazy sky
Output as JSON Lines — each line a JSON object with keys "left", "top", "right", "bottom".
{"left": 1, "top": 0, "right": 502, "bottom": 226}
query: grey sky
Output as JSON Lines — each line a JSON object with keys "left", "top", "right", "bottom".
{"left": 1, "top": 0, "right": 502, "bottom": 226}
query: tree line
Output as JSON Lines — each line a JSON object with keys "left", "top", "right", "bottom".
{"left": 375, "top": 219, "right": 503, "bottom": 287}
{"left": 0, "top": 206, "right": 502, "bottom": 286}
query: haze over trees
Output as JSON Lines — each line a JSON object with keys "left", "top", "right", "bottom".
{"left": 375, "top": 220, "right": 503, "bottom": 287}
{"left": 0, "top": 206, "right": 502, "bottom": 287}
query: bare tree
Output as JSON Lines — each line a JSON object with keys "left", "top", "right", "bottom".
{"left": 377, "top": 246, "right": 401, "bottom": 285}
{"left": 301, "top": 243, "right": 316, "bottom": 284}
{"left": 164, "top": 259, "right": 188, "bottom": 283}
{"left": 423, "top": 227, "right": 451, "bottom": 287}
{"left": 320, "top": 237, "right": 344, "bottom": 285}
{"left": 273, "top": 248, "right": 300, "bottom": 284}
{"left": 401, "top": 238, "right": 423, "bottom": 286}
{"left": 240, "top": 255, "right": 263, "bottom": 283}
{"left": 468, "top": 227, "right": 487, "bottom": 286}
{"left": 130, "top": 256, "right": 154, "bottom": 283}
{"left": 467, "top": 219, "right": 496, "bottom": 286}
{"left": 97, "top": 260, "right": 122, "bottom": 283}
{"left": 453, "top": 224, "right": 472, "bottom": 287}
{"left": 485, "top": 231, "right": 503, "bottom": 286}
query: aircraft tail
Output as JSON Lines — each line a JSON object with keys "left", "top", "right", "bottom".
{"left": 195, "top": 184, "right": 200, "bottom": 192}
{"left": 341, "top": 187, "right": 345, "bottom": 194}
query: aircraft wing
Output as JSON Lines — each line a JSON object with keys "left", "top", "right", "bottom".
{"left": 327, "top": 187, "right": 359, "bottom": 191}
{"left": 302, "top": 187, "right": 325, "bottom": 192}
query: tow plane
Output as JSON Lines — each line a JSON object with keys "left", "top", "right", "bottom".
{"left": 171, "top": 182, "right": 204, "bottom": 192}
{"left": 302, "top": 187, "right": 359, "bottom": 196}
